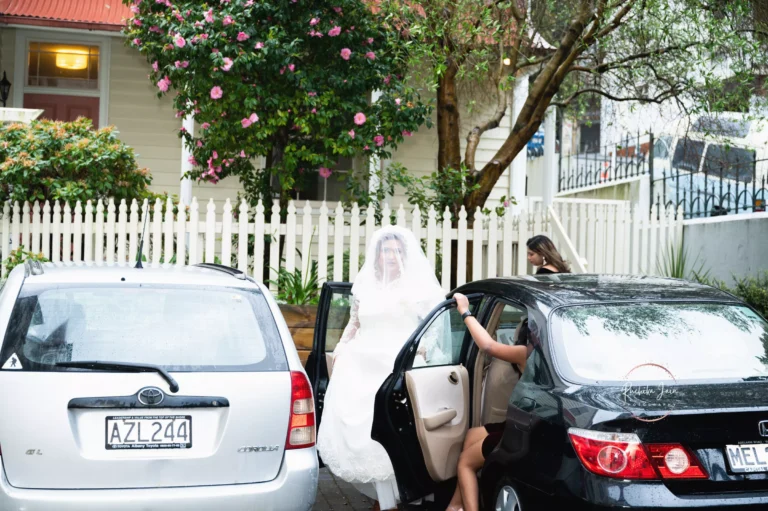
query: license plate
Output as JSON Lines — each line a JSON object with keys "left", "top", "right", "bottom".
{"left": 726, "top": 444, "right": 768, "bottom": 473}
{"left": 106, "top": 415, "right": 192, "bottom": 450}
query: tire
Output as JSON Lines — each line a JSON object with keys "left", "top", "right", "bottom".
{"left": 487, "top": 477, "right": 546, "bottom": 511}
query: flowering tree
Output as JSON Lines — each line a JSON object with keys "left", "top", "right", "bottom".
{"left": 123, "top": 0, "right": 431, "bottom": 206}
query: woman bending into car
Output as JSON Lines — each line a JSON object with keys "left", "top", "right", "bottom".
{"left": 446, "top": 293, "right": 534, "bottom": 511}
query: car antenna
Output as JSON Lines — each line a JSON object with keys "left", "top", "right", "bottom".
{"left": 135, "top": 201, "right": 150, "bottom": 269}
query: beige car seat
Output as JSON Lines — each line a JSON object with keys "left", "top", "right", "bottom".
{"left": 480, "top": 319, "right": 525, "bottom": 425}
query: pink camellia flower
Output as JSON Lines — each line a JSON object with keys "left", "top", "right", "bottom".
{"left": 395, "top": 98, "right": 401, "bottom": 106}
{"left": 133, "top": 18, "right": 142, "bottom": 26}
{"left": 288, "top": 64, "right": 295, "bottom": 72}
{"left": 319, "top": 167, "right": 332, "bottom": 179}
{"left": 245, "top": 0, "right": 254, "bottom": 6}
{"left": 211, "top": 48, "right": 219, "bottom": 54}
{"left": 241, "top": 113, "right": 259, "bottom": 128}
{"left": 240, "top": 150, "right": 247, "bottom": 158}
{"left": 328, "top": 26, "right": 342, "bottom": 37}
{"left": 180, "top": 61, "right": 189, "bottom": 68}
{"left": 133, "top": 38, "right": 142, "bottom": 46}
{"left": 223, "top": 15, "right": 234, "bottom": 25}
{"left": 354, "top": 112, "right": 366, "bottom": 125}
{"left": 130, "top": 5, "right": 140, "bottom": 14}
{"left": 311, "top": 108, "right": 317, "bottom": 114}
{"left": 204, "top": 8, "right": 214, "bottom": 21}
{"left": 196, "top": 140, "right": 203, "bottom": 147}
{"left": 402, "top": 130, "right": 413, "bottom": 137}
{"left": 383, "top": 75, "right": 391, "bottom": 85}
{"left": 340, "top": 48, "right": 352, "bottom": 60}
{"left": 174, "top": 34, "right": 186, "bottom": 48}
{"left": 152, "top": 61, "right": 159, "bottom": 72}
{"left": 222, "top": 57, "right": 234, "bottom": 71}
{"left": 364, "top": 145, "right": 370, "bottom": 151}
{"left": 365, "top": 51, "right": 375, "bottom": 60}
{"left": 210, "top": 86, "right": 223, "bottom": 99}
{"left": 333, "top": 7, "right": 343, "bottom": 13}
{"left": 310, "top": 17, "right": 320, "bottom": 26}
{"left": 150, "top": 25, "right": 161, "bottom": 33}
{"left": 156, "top": 77, "right": 171, "bottom": 92}
{"left": 308, "top": 91, "right": 317, "bottom": 97}
{"left": 200, "top": 33, "right": 209, "bottom": 40}
{"left": 201, "top": 122, "right": 211, "bottom": 130}
{"left": 374, "top": 135, "right": 384, "bottom": 147}
{"left": 254, "top": 42, "right": 265, "bottom": 49}
{"left": 367, "top": 37, "right": 374, "bottom": 44}
{"left": 188, "top": 156, "right": 198, "bottom": 166}
{"left": 237, "top": 32, "right": 249, "bottom": 41}
{"left": 348, "top": 129, "right": 355, "bottom": 137}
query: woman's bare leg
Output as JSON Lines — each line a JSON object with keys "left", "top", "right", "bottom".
{"left": 446, "top": 427, "right": 489, "bottom": 511}
{"left": 456, "top": 439, "right": 486, "bottom": 511}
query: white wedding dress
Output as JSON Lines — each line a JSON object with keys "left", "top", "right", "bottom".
{"left": 316, "top": 226, "right": 447, "bottom": 509}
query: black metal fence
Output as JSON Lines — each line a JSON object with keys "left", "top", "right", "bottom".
{"left": 652, "top": 157, "right": 768, "bottom": 219}
{"left": 558, "top": 131, "right": 768, "bottom": 219}
{"left": 558, "top": 133, "right": 650, "bottom": 192}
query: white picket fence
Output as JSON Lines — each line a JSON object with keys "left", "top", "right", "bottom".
{"left": 0, "top": 197, "right": 683, "bottom": 291}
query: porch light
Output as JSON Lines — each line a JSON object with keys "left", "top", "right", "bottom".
{"left": 0, "top": 72, "right": 10, "bottom": 107}
{"left": 55, "top": 50, "right": 88, "bottom": 71}
{"left": 503, "top": 57, "right": 511, "bottom": 66}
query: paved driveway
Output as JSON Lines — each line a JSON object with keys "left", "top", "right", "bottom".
{"left": 313, "top": 468, "right": 375, "bottom": 511}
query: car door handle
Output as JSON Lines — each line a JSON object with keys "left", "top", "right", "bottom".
{"left": 423, "top": 408, "right": 458, "bottom": 431}
{"left": 448, "top": 371, "right": 460, "bottom": 384}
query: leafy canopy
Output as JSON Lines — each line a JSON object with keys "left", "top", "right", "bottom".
{"left": 123, "top": 0, "right": 432, "bottom": 199}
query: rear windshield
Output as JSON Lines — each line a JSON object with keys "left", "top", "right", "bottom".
{"left": 0, "top": 284, "right": 287, "bottom": 372}
{"left": 550, "top": 303, "right": 768, "bottom": 385}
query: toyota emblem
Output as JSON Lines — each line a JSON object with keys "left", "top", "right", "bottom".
{"left": 137, "top": 387, "right": 165, "bottom": 406}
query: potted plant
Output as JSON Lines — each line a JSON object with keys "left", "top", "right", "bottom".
{"left": 269, "top": 251, "right": 322, "bottom": 365}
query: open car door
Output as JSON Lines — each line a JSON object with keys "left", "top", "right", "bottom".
{"left": 371, "top": 294, "right": 484, "bottom": 504}
{"left": 306, "top": 282, "right": 353, "bottom": 437}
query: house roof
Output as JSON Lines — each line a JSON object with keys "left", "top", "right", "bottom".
{"left": 0, "top": 0, "right": 131, "bottom": 32}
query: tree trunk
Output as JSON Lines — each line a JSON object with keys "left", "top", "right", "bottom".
{"left": 437, "top": 63, "right": 462, "bottom": 173}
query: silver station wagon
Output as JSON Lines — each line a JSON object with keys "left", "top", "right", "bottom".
{"left": 0, "top": 261, "right": 317, "bottom": 510}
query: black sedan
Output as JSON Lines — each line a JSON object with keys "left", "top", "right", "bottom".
{"left": 307, "top": 275, "right": 768, "bottom": 510}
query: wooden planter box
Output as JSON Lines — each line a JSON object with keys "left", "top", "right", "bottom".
{"left": 279, "top": 304, "right": 317, "bottom": 366}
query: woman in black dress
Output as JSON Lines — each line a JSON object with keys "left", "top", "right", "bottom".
{"left": 445, "top": 294, "right": 535, "bottom": 511}
{"left": 526, "top": 235, "right": 570, "bottom": 274}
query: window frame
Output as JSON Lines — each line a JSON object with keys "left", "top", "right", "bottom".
{"left": 13, "top": 29, "right": 111, "bottom": 128}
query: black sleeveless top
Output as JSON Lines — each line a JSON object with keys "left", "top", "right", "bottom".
{"left": 536, "top": 267, "right": 557, "bottom": 274}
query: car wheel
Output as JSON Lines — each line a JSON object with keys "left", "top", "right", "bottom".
{"left": 494, "top": 481, "right": 523, "bottom": 511}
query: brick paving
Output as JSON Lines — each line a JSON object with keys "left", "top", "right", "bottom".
{"left": 313, "top": 468, "right": 375, "bottom": 511}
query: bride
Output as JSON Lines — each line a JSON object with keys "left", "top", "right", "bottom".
{"left": 317, "top": 225, "right": 447, "bottom": 510}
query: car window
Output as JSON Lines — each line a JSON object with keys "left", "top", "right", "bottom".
{"left": 550, "top": 303, "right": 768, "bottom": 384}
{"left": 412, "top": 299, "right": 480, "bottom": 369}
{"left": 0, "top": 284, "right": 287, "bottom": 372}
{"left": 702, "top": 144, "right": 755, "bottom": 182}
{"left": 653, "top": 136, "right": 673, "bottom": 161}
{"left": 672, "top": 138, "right": 705, "bottom": 172}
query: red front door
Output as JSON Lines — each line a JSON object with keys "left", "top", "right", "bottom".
{"left": 23, "top": 94, "right": 99, "bottom": 125}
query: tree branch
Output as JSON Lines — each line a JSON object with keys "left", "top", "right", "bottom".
{"left": 569, "top": 42, "right": 700, "bottom": 74}
{"left": 550, "top": 85, "right": 681, "bottom": 107}
{"left": 465, "top": 75, "right": 509, "bottom": 171}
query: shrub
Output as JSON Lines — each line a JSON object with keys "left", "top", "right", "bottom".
{"left": 0, "top": 118, "right": 153, "bottom": 205}
{"left": 694, "top": 271, "right": 768, "bottom": 319}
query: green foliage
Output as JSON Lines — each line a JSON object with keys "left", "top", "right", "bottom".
{"left": 3, "top": 245, "right": 48, "bottom": 278}
{"left": 268, "top": 256, "right": 321, "bottom": 306}
{"left": 124, "top": 0, "right": 433, "bottom": 206}
{"left": 345, "top": 162, "right": 492, "bottom": 223}
{"left": 656, "top": 242, "right": 710, "bottom": 281}
{"left": 0, "top": 118, "right": 153, "bottom": 205}
{"left": 695, "top": 271, "right": 768, "bottom": 320}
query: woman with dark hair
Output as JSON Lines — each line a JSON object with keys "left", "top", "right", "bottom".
{"left": 444, "top": 293, "right": 535, "bottom": 511}
{"left": 526, "top": 235, "right": 570, "bottom": 274}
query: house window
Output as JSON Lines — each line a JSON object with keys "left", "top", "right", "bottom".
{"left": 274, "top": 156, "right": 356, "bottom": 203}
{"left": 27, "top": 42, "right": 100, "bottom": 90}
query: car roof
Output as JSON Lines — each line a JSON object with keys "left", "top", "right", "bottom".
{"left": 17, "top": 262, "right": 260, "bottom": 289}
{"left": 455, "top": 274, "right": 740, "bottom": 308}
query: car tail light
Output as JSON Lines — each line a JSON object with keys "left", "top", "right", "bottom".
{"left": 646, "top": 444, "right": 708, "bottom": 479}
{"left": 568, "top": 428, "right": 657, "bottom": 479}
{"left": 569, "top": 428, "right": 707, "bottom": 480}
{"left": 286, "top": 371, "right": 315, "bottom": 450}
